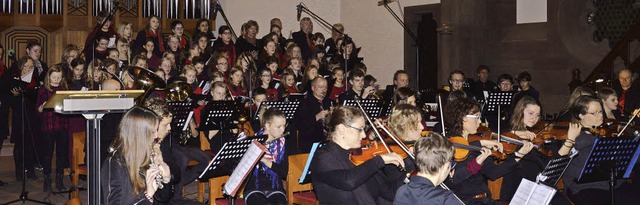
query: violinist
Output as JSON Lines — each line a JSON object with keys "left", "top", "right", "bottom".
{"left": 562, "top": 95, "right": 640, "bottom": 204}
{"left": 443, "top": 98, "right": 533, "bottom": 204}
{"left": 311, "top": 106, "right": 410, "bottom": 204}
{"left": 597, "top": 87, "right": 623, "bottom": 121}
{"left": 394, "top": 133, "right": 464, "bottom": 205}
{"left": 243, "top": 107, "right": 288, "bottom": 205}
{"left": 499, "top": 96, "right": 552, "bottom": 202}
{"left": 387, "top": 104, "right": 423, "bottom": 142}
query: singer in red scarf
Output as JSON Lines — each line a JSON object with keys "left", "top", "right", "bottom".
{"left": 134, "top": 16, "right": 165, "bottom": 57}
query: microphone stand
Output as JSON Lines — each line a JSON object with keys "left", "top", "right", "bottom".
{"left": 297, "top": 3, "right": 352, "bottom": 88}
{"left": 89, "top": 2, "right": 118, "bottom": 90}
{"left": 378, "top": 0, "right": 428, "bottom": 90}
{"left": 2, "top": 86, "right": 51, "bottom": 205}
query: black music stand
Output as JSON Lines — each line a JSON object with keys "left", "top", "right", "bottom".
{"left": 197, "top": 137, "right": 267, "bottom": 205}
{"left": 168, "top": 101, "right": 194, "bottom": 144}
{"left": 577, "top": 137, "right": 640, "bottom": 205}
{"left": 342, "top": 99, "right": 390, "bottom": 119}
{"left": 483, "top": 91, "right": 514, "bottom": 112}
{"left": 200, "top": 100, "right": 238, "bottom": 131}
{"left": 253, "top": 101, "right": 300, "bottom": 121}
{"left": 286, "top": 93, "right": 306, "bottom": 102}
{"left": 538, "top": 153, "right": 576, "bottom": 186}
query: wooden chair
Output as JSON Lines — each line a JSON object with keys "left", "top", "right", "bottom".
{"left": 488, "top": 177, "right": 503, "bottom": 200}
{"left": 286, "top": 153, "right": 318, "bottom": 205}
{"left": 71, "top": 131, "right": 87, "bottom": 199}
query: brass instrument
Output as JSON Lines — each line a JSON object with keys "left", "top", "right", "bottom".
{"left": 127, "top": 66, "right": 167, "bottom": 105}
{"left": 165, "top": 80, "right": 194, "bottom": 145}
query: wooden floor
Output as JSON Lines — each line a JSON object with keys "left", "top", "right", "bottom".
{"left": 0, "top": 138, "right": 205, "bottom": 205}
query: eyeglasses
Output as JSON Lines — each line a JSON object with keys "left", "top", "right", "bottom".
{"left": 344, "top": 124, "right": 366, "bottom": 133}
{"left": 465, "top": 115, "right": 481, "bottom": 120}
{"left": 586, "top": 110, "right": 603, "bottom": 116}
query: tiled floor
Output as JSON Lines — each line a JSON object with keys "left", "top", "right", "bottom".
{"left": 0, "top": 139, "right": 206, "bottom": 205}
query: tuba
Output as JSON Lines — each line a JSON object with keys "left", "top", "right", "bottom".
{"left": 165, "top": 81, "right": 194, "bottom": 145}
{"left": 126, "top": 66, "right": 167, "bottom": 105}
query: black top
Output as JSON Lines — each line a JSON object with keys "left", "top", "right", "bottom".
{"left": 613, "top": 83, "right": 640, "bottom": 122}
{"left": 394, "top": 176, "right": 464, "bottom": 205}
{"left": 244, "top": 138, "right": 289, "bottom": 193}
{"left": 512, "top": 86, "right": 540, "bottom": 105}
{"left": 292, "top": 31, "right": 313, "bottom": 62}
{"left": 101, "top": 153, "right": 172, "bottom": 205}
{"left": 562, "top": 131, "right": 626, "bottom": 194}
{"left": 470, "top": 79, "right": 496, "bottom": 101}
{"left": 381, "top": 85, "right": 396, "bottom": 102}
{"left": 293, "top": 95, "right": 334, "bottom": 153}
{"left": 311, "top": 141, "right": 412, "bottom": 205}
{"left": 235, "top": 36, "right": 261, "bottom": 56}
{"left": 444, "top": 139, "right": 519, "bottom": 203}
{"left": 337, "top": 89, "right": 361, "bottom": 104}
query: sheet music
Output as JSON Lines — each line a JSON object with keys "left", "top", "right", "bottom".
{"left": 182, "top": 111, "right": 193, "bottom": 131}
{"left": 223, "top": 141, "right": 266, "bottom": 196}
{"left": 510, "top": 179, "right": 556, "bottom": 205}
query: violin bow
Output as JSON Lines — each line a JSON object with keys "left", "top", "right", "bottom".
{"left": 617, "top": 109, "right": 640, "bottom": 137}
{"left": 375, "top": 120, "right": 415, "bottom": 160}
{"left": 438, "top": 94, "right": 446, "bottom": 136}
{"left": 355, "top": 100, "right": 391, "bottom": 153}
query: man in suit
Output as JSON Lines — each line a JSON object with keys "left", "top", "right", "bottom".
{"left": 613, "top": 68, "right": 640, "bottom": 121}
{"left": 292, "top": 17, "right": 314, "bottom": 63}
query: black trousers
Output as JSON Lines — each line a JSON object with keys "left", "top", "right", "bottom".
{"left": 41, "top": 129, "right": 69, "bottom": 175}
{"left": 172, "top": 145, "right": 211, "bottom": 198}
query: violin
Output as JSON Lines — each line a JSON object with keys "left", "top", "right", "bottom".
{"left": 449, "top": 136, "right": 507, "bottom": 162}
{"left": 475, "top": 126, "right": 554, "bottom": 157}
{"left": 470, "top": 126, "right": 518, "bottom": 155}
{"left": 351, "top": 141, "right": 409, "bottom": 166}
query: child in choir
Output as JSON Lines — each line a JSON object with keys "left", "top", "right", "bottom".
{"left": 243, "top": 107, "right": 289, "bottom": 205}
{"left": 181, "top": 65, "right": 198, "bottom": 91}
{"left": 36, "top": 65, "right": 69, "bottom": 192}
{"left": 394, "top": 133, "right": 464, "bottom": 205}
{"left": 287, "top": 57, "right": 304, "bottom": 83}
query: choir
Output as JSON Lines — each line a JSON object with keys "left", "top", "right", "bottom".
{"left": 1, "top": 12, "right": 640, "bottom": 205}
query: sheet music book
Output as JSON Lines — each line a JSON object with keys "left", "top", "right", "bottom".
{"left": 510, "top": 178, "right": 556, "bottom": 205}
{"left": 223, "top": 141, "right": 266, "bottom": 197}
{"left": 299, "top": 142, "right": 323, "bottom": 184}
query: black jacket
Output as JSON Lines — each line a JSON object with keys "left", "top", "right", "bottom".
{"left": 292, "top": 31, "right": 313, "bottom": 62}
{"left": 311, "top": 141, "right": 413, "bottom": 205}
{"left": 293, "top": 96, "right": 334, "bottom": 153}
{"left": 394, "top": 176, "right": 464, "bottom": 205}
{"left": 101, "top": 153, "right": 172, "bottom": 205}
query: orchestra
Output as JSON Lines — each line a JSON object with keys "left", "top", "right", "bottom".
{"left": 3, "top": 7, "right": 640, "bottom": 205}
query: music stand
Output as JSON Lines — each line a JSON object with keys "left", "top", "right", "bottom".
{"left": 197, "top": 137, "right": 267, "bottom": 180}
{"left": 286, "top": 93, "right": 306, "bottom": 102}
{"left": 342, "top": 99, "right": 389, "bottom": 119}
{"left": 43, "top": 90, "right": 143, "bottom": 205}
{"left": 577, "top": 137, "right": 640, "bottom": 205}
{"left": 510, "top": 152, "right": 576, "bottom": 205}
{"left": 483, "top": 91, "right": 514, "bottom": 112}
{"left": 253, "top": 101, "right": 300, "bottom": 121}
{"left": 200, "top": 100, "right": 239, "bottom": 131}
{"left": 299, "top": 142, "right": 325, "bottom": 184}
{"left": 168, "top": 101, "right": 194, "bottom": 145}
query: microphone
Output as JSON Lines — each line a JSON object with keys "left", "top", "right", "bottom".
{"left": 377, "top": 0, "right": 396, "bottom": 6}
{"left": 296, "top": 3, "right": 302, "bottom": 21}
{"left": 212, "top": 2, "right": 219, "bottom": 20}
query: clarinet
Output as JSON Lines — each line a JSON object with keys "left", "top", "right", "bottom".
{"left": 150, "top": 141, "right": 164, "bottom": 189}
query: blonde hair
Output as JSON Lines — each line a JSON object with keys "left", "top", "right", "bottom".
{"left": 117, "top": 22, "right": 133, "bottom": 41}
{"left": 109, "top": 107, "right": 159, "bottom": 195}
{"left": 387, "top": 104, "right": 422, "bottom": 141}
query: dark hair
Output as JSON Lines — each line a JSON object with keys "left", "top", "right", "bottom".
{"left": 597, "top": 87, "right": 617, "bottom": 101}
{"left": 195, "top": 19, "right": 211, "bottom": 32}
{"left": 571, "top": 95, "right": 600, "bottom": 121}
{"left": 364, "top": 75, "right": 376, "bottom": 87}
{"left": 444, "top": 98, "right": 481, "bottom": 135}
{"left": 510, "top": 95, "right": 540, "bottom": 131}
{"left": 449, "top": 70, "right": 465, "bottom": 79}
{"left": 103, "top": 58, "right": 119, "bottom": 69}
{"left": 447, "top": 90, "right": 467, "bottom": 102}
{"left": 349, "top": 69, "right": 365, "bottom": 81}
{"left": 312, "top": 32, "right": 325, "bottom": 42}
{"left": 497, "top": 74, "right": 513, "bottom": 84}
{"left": 44, "top": 64, "right": 68, "bottom": 91}
{"left": 393, "top": 70, "right": 408, "bottom": 81}
{"left": 191, "top": 56, "right": 206, "bottom": 66}
{"left": 26, "top": 40, "right": 41, "bottom": 50}
{"left": 170, "top": 20, "right": 183, "bottom": 30}
{"left": 354, "top": 62, "right": 367, "bottom": 73}
{"left": 107, "top": 47, "right": 118, "bottom": 54}
{"left": 70, "top": 57, "right": 85, "bottom": 68}
{"left": 393, "top": 87, "right": 416, "bottom": 105}
{"left": 259, "top": 107, "right": 286, "bottom": 127}
{"left": 516, "top": 71, "right": 532, "bottom": 82}
{"left": 144, "top": 97, "right": 173, "bottom": 118}
{"left": 218, "top": 25, "right": 231, "bottom": 35}
{"left": 476, "top": 65, "right": 489, "bottom": 73}
{"left": 414, "top": 133, "right": 454, "bottom": 175}
{"left": 95, "top": 34, "right": 110, "bottom": 42}
{"left": 323, "top": 106, "right": 364, "bottom": 140}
